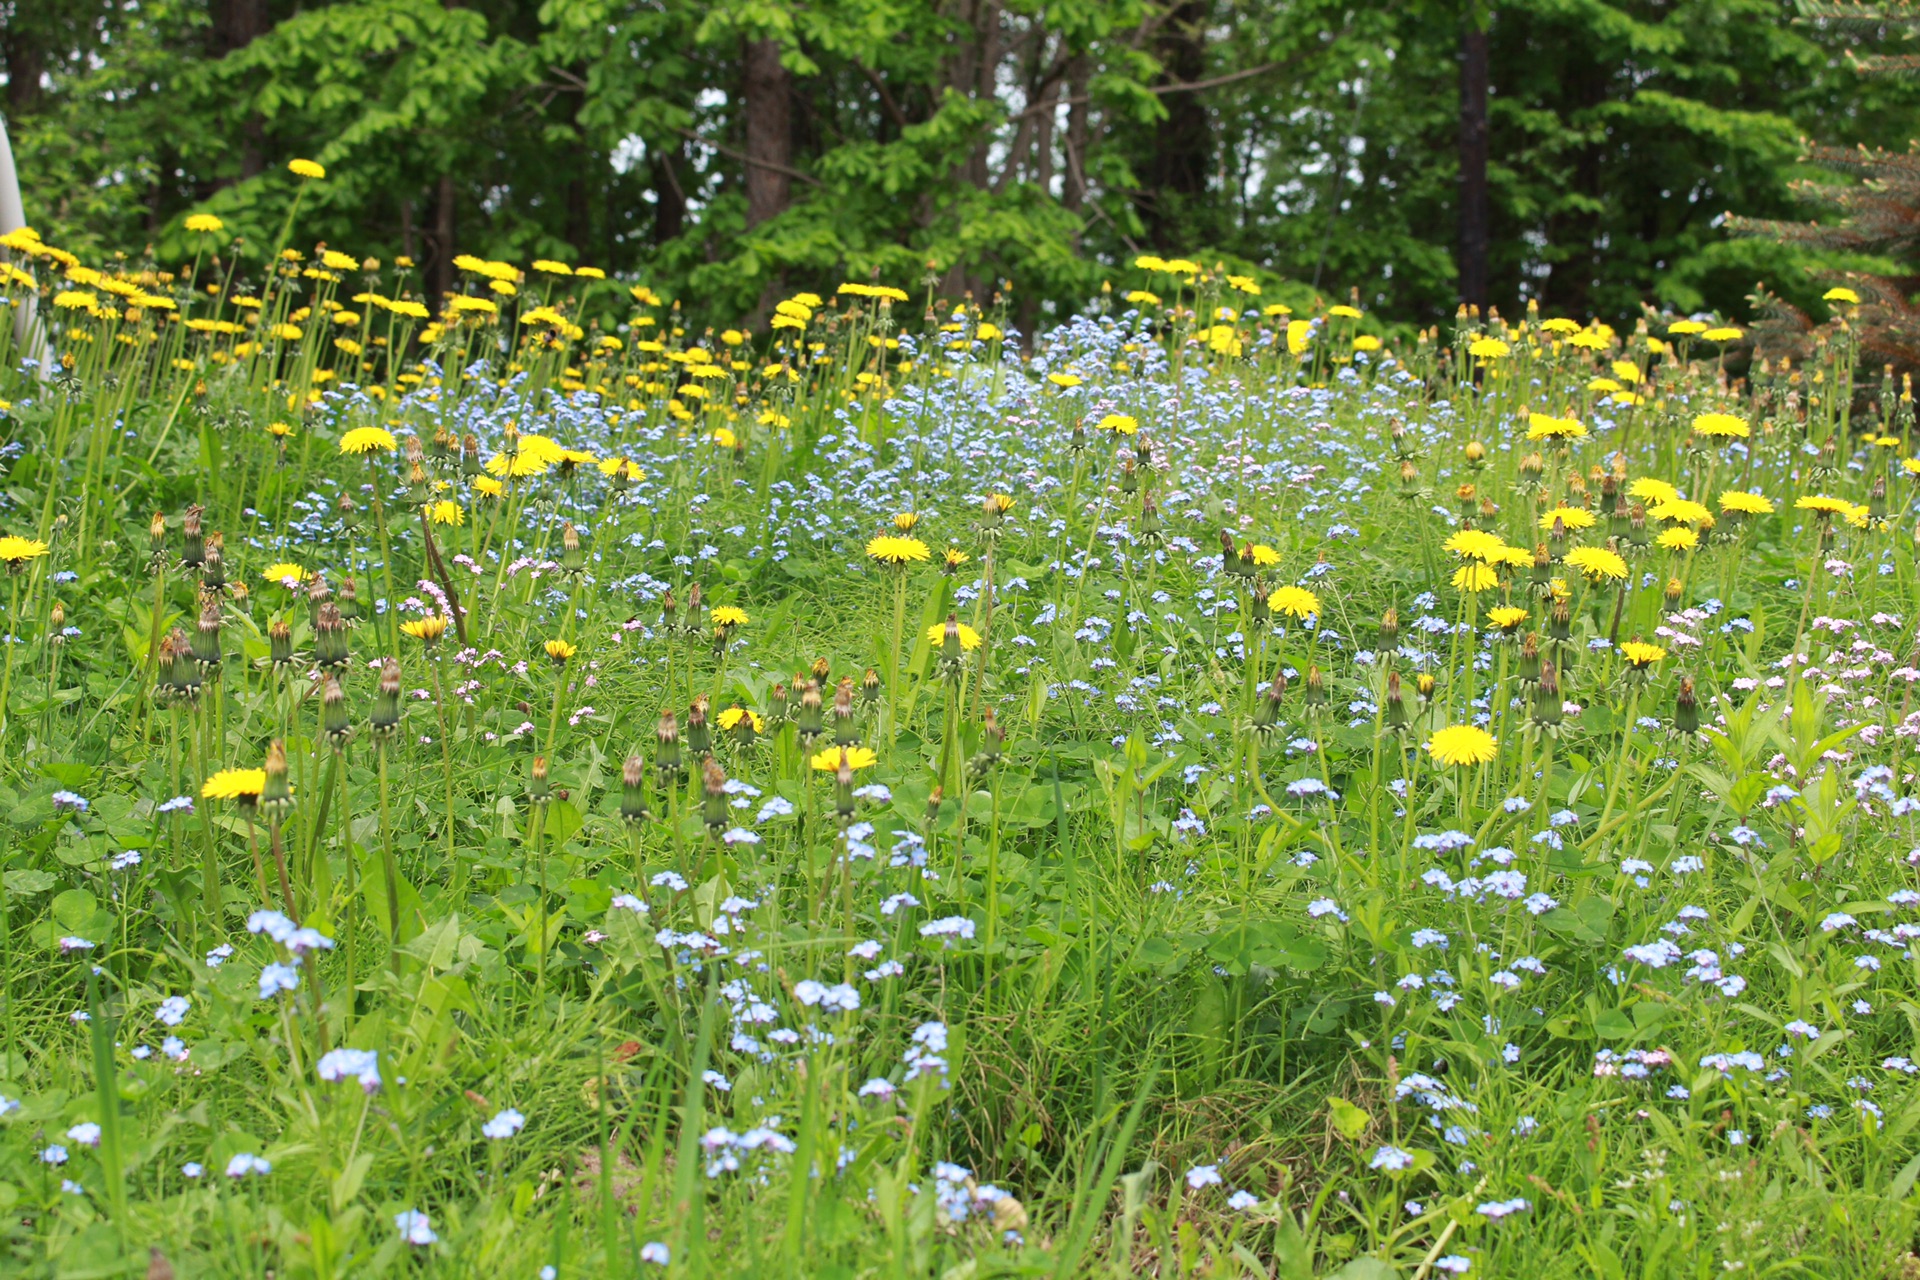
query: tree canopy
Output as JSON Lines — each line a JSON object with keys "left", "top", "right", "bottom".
{"left": 5, "top": 0, "right": 1919, "bottom": 329}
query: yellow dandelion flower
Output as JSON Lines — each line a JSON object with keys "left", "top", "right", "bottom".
{"left": 288, "top": 158, "right": 326, "bottom": 179}
{"left": 544, "top": 638, "right": 577, "bottom": 663}
{"left": 1564, "top": 545, "right": 1628, "bottom": 583}
{"left": 1426, "top": 724, "right": 1498, "bottom": 767}
{"left": 927, "top": 621, "right": 983, "bottom": 650}
{"left": 711, "top": 606, "right": 749, "bottom": 628}
{"left": 1539, "top": 506, "right": 1596, "bottom": 532}
{"left": 201, "top": 768, "right": 266, "bottom": 800}
{"left": 0, "top": 535, "right": 51, "bottom": 566}
{"left": 1691, "top": 412, "right": 1748, "bottom": 439}
{"left": 1824, "top": 287, "right": 1861, "bottom": 304}
{"left": 400, "top": 615, "right": 449, "bottom": 643}
{"left": 810, "top": 744, "right": 878, "bottom": 772}
{"left": 184, "top": 213, "right": 224, "bottom": 234}
{"left": 1649, "top": 499, "right": 1711, "bottom": 525}
{"left": 716, "top": 706, "right": 765, "bottom": 734}
{"left": 1796, "top": 494, "right": 1854, "bottom": 516}
{"left": 1702, "top": 326, "right": 1744, "bottom": 342}
{"left": 1526, "top": 413, "right": 1587, "bottom": 441}
{"left": 1097, "top": 414, "right": 1139, "bottom": 435}
{"left": 473, "top": 476, "right": 505, "bottom": 498}
{"left": 339, "top": 426, "right": 398, "bottom": 455}
{"left": 1451, "top": 562, "right": 1500, "bottom": 593}
{"left": 428, "top": 500, "right": 464, "bottom": 526}
{"left": 866, "top": 535, "right": 931, "bottom": 567}
{"left": 1468, "top": 337, "right": 1510, "bottom": 359}
{"left": 1267, "top": 585, "right": 1322, "bottom": 619}
{"left": 1487, "top": 606, "right": 1529, "bottom": 631}
{"left": 1656, "top": 526, "right": 1698, "bottom": 552}
{"left": 1718, "top": 490, "right": 1774, "bottom": 516}
{"left": 1444, "top": 529, "right": 1509, "bottom": 561}
{"left": 261, "top": 562, "right": 309, "bottom": 585}
{"left": 1619, "top": 640, "right": 1667, "bottom": 668}
{"left": 1627, "top": 478, "right": 1678, "bottom": 505}
{"left": 1667, "top": 320, "right": 1707, "bottom": 336}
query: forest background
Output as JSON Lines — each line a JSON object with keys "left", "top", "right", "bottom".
{"left": 5, "top": 0, "right": 1920, "bottom": 333}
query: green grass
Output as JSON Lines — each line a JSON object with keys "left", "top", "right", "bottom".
{"left": 0, "top": 242, "right": 1916, "bottom": 1278}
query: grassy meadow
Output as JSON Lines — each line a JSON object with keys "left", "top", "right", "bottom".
{"left": 0, "top": 211, "right": 1916, "bottom": 1278}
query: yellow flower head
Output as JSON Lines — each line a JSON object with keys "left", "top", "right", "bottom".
{"left": 711, "top": 606, "right": 749, "bottom": 628}
{"left": 1487, "top": 606, "right": 1529, "bottom": 632}
{"left": 401, "top": 615, "right": 449, "bottom": 643}
{"left": 201, "top": 768, "right": 266, "bottom": 800}
{"left": 1692, "top": 412, "right": 1748, "bottom": 439}
{"left": 473, "top": 476, "right": 505, "bottom": 499}
{"left": 1267, "top": 585, "right": 1322, "bottom": 619}
{"left": 1824, "top": 287, "right": 1861, "bottom": 305}
{"left": 1667, "top": 320, "right": 1707, "bottom": 336}
{"left": 1097, "top": 414, "right": 1139, "bottom": 435}
{"left": 1649, "top": 498, "right": 1711, "bottom": 526}
{"left": 1627, "top": 478, "right": 1678, "bottom": 505}
{"left": 288, "top": 158, "right": 326, "bottom": 180}
{"left": 0, "top": 535, "right": 51, "bottom": 565}
{"left": 1718, "top": 490, "right": 1774, "bottom": 516}
{"left": 1468, "top": 337, "right": 1510, "bottom": 360}
{"left": 717, "top": 706, "right": 765, "bottom": 734}
{"left": 544, "top": 638, "right": 577, "bottom": 663}
{"left": 1426, "top": 724, "right": 1498, "bottom": 767}
{"left": 892, "top": 512, "right": 923, "bottom": 532}
{"left": 1539, "top": 506, "right": 1596, "bottom": 532}
{"left": 339, "top": 426, "right": 398, "bottom": 455}
{"left": 1656, "top": 526, "right": 1698, "bottom": 552}
{"left": 1564, "top": 545, "right": 1628, "bottom": 583}
{"left": 810, "top": 744, "right": 878, "bottom": 772}
{"left": 1451, "top": 562, "right": 1499, "bottom": 593}
{"left": 184, "top": 213, "right": 225, "bottom": 234}
{"left": 942, "top": 547, "right": 971, "bottom": 571}
{"left": 927, "top": 621, "right": 983, "bottom": 650}
{"left": 1444, "top": 529, "right": 1509, "bottom": 562}
{"left": 1526, "top": 413, "right": 1587, "bottom": 441}
{"left": 427, "top": 500, "right": 465, "bottom": 526}
{"left": 1702, "top": 327, "right": 1744, "bottom": 343}
{"left": 261, "top": 562, "right": 309, "bottom": 586}
{"left": 866, "top": 535, "right": 931, "bottom": 567}
{"left": 1619, "top": 640, "right": 1667, "bottom": 668}
{"left": 1247, "top": 543, "right": 1281, "bottom": 567}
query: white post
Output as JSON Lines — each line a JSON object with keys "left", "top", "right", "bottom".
{"left": 0, "top": 114, "right": 50, "bottom": 377}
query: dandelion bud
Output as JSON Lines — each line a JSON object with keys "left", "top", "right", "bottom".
{"left": 1119, "top": 457, "right": 1139, "bottom": 495}
{"left": 261, "top": 739, "right": 294, "bottom": 817}
{"left": 660, "top": 588, "right": 677, "bottom": 632}
{"left": 503, "top": 422, "right": 521, "bottom": 458}
{"left": 1549, "top": 597, "right": 1572, "bottom": 643}
{"left": 684, "top": 583, "right": 704, "bottom": 635}
{"left": 1414, "top": 671, "right": 1436, "bottom": 702}
{"left": 315, "top": 602, "right": 349, "bottom": 670}
{"left": 926, "top": 785, "right": 944, "bottom": 825}
{"left": 621, "top": 754, "right": 650, "bottom": 824}
{"left": 1139, "top": 491, "right": 1164, "bottom": 544}
{"left": 1464, "top": 440, "right": 1486, "bottom": 466}
{"left": 181, "top": 504, "right": 205, "bottom": 568}
{"left": 1070, "top": 422, "right": 1088, "bottom": 454}
{"left": 1547, "top": 515, "right": 1568, "bottom": 558}
{"left": 1384, "top": 669, "right": 1409, "bottom": 731}
{"left": 1529, "top": 662, "right": 1564, "bottom": 733}
{"left": 1479, "top": 497, "right": 1498, "bottom": 522}
{"left": 1518, "top": 632, "right": 1542, "bottom": 684}
{"left": 561, "top": 522, "right": 585, "bottom": 574}
{"left": 687, "top": 696, "right": 711, "bottom": 756}
{"left": 861, "top": 668, "right": 882, "bottom": 710}
{"left": 430, "top": 425, "right": 453, "bottom": 464}
{"left": 338, "top": 575, "right": 362, "bottom": 623}
{"left": 1598, "top": 472, "right": 1620, "bottom": 515}
{"left": 149, "top": 511, "right": 168, "bottom": 561}
{"left": 200, "top": 537, "right": 226, "bottom": 592}
{"left": 1252, "top": 670, "right": 1286, "bottom": 735}
{"left": 1219, "top": 529, "right": 1243, "bottom": 573}
{"left": 1398, "top": 458, "right": 1420, "bottom": 495}
{"left": 1304, "top": 665, "right": 1327, "bottom": 707}
{"left": 1871, "top": 474, "right": 1888, "bottom": 524}
{"left": 1531, "top": 543, "right": 1552, "bottom": 584}
{"left": 942, "top": 614, "right": 963, "bottom": 660}
{"left": 461, "top": 433, "right": 481, "bottom": 478}
{"left": 1379, "top": 607, "right": 1399, "bottom": 649}
{"left": 832, "top": 678, "right": 858, "bottom": 746}
{"left": 1674, "top": 675, "right": 1700, "bottom": 736}
{"left": 528, "top": 755, "right": 550, "bottom": 804}
{"left": 370, "top": 658, "right": 402, "bottom": 737}
{"left": 322, "top": 675, "right": 351, "bottom": 742}
{"left": 306, "top": 572, "right": 332, "bottom": 627}
{"left": 1456, "top": 483, "right": 1476, "bottom": 521}
{"left": 811, "top": 656, "right": 831, "bottom": 684}
{"left": 406, "top": 460, "right": 431, "bottom": 505}
{"left": 1134, "top": 436, "right": 1152, "bottom": 469}
{"left": 267, "top": 618, "right": 293, "bottom": 668}
{"left": 167, "top": 626, "right": 202, "bottom": 702}
{"left": 1518, "top": 452, "right": 1544, "bottom": 484}
{"left": 702, "top": 756, "right": 729, "bottom": 831}
{"left": 338, "top": 491, "right": 359, "bottom": 533}
{"left": 1628, "top": 504, "right": 1649, "bottom": 549}
{"left": 796, "top": 681, "right": 824, "bottom": 743}
{"left": 655, "top": 712, "right": 683, "bottom": 779}
{"left": 191, "top": 597, "right": 222, "bottom": 670}
{"left": 404, "top": 433, "right": 426, "bottom": 466}
{"left": 1664, "top": 578, "right": 1683, "bottom": 607}
{"left": 769, "top": 681, "right": 789, "bottom": 722}
{"left": 49, "top": 602, "right": 64, "bottom": 639}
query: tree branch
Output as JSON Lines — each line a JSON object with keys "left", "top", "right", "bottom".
{"left": 674, "top": 126, "right": 822, "bottom": 188}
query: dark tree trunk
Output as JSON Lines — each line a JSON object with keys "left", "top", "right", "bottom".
{"left": 1139, "top": 0, "right": 1210, "bottom": 247}
{"left": 653, "top": 146, "right": 687, "bottom": 245}
{"left": 743, "top": 38, "right": 792, "bottom": 227}
{"left": 400, "top": 197, "right": 417, "bottom": 264}
{"left": 209, "top": 0, "right": 271, "bottom": 178}
{"left": 1457, "top": 19, "right": 1491, "bottom": 311}
{"left": 1063, "top": 55, "right": 1089, "bottom": 216}
{"left": 428, "top": 173, "right": 455, "bottom": 304}
{"left": 2, "top": 28, "right": 44, "bottom": 116}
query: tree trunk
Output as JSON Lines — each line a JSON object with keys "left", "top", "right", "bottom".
{"left": 428, "top": 173, "right": 455, "bottom": 304}
{"left": 742, "top": 38, "right": 792, "bottom": 228}
{"left": 1139, "top": 0, "right": 1210, "bottom": 247}
{"left": 2, "top": 28, "right": 44, "bottom": 117}
{"left": 653, "top": 146, "right": 687, "bottom": 244}
{"left": 209, "top": 0, "right": 271, "bottom": 179}
{"left": 1063, "top": 55, "right": 1089, "bottom": 215}
{"left": 1457, "top": 18, "right": 1491, "bottom": 311}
